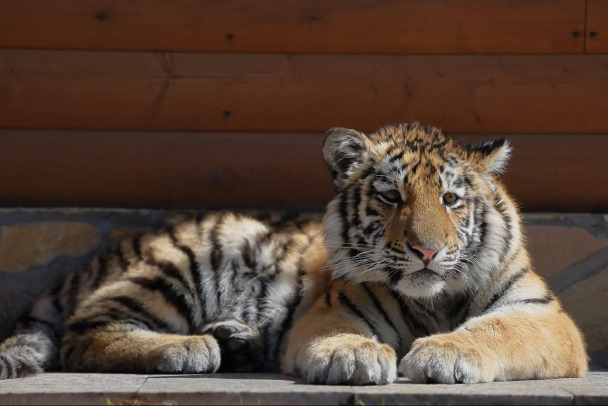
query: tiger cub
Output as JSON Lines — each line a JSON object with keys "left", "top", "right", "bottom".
{"left": 0, "top": 123, "right": 586, "bottom": 385}
{"left": 281, "top": 124, "right": 587, "bottom": 384}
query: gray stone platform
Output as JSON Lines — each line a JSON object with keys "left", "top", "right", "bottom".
{"left": 0, "top": 371, "right": 607, "bottom": 405}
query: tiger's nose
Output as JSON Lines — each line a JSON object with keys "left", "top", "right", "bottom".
{"left": 409, "top": 244, "right": 443, "bottom": 262}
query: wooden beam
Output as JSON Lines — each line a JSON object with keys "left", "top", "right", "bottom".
{"left": 0, "top": 0, "right": 585, "bottom": 54}
{"left": 0, "top": 130, "right": 605, "bottom": 212}
{"left": 2, "top": 51, "right": 608, "bottom": 134}
{"left": 586, "top": 0, "right": 608, "bottom": 53}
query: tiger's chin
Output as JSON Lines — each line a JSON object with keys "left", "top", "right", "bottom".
{"left": 395, "top": 269, "right": 447, "bottom": 299}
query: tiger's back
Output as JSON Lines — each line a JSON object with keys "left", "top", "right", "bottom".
{"left": 0, "top": 211, "right": 330, "bottom": 377}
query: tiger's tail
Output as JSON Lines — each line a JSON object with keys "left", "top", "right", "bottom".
{"left": 0, "top": 288, "right": 65, "bottom": 379}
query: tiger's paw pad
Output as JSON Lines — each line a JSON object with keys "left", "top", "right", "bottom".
{"left": 303, "top": 338, "right": 397, "bottom": 385}
{"left": 205, "top": 320, "right": 264, "bottom": 372}
{"left": 399, "top": 335, "right": 492, "bottom": 384}
{"left": 156, "top": 335, "right": 221, "bottom": 374}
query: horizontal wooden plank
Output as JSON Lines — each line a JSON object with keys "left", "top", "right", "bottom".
{"left": 0, "top": 130, "right": 605, "bottom": 212}
{"left": 0, "top": 0, "right": 585, "bottom": 54}
{"left": 2, "top": 51, "right": 608, "bottom": 134}
{"left": 586, "top": 0, "right": 608, "bottom": 53}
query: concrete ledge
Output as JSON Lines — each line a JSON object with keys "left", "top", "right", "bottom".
{"left": 1, "top": 371, "right": 607, "bottom": 405}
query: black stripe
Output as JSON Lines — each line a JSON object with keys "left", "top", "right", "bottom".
{"left": 168, "top": 228, "right": 206, "bottom": 322}
{"left": 506, "top": 294, "right": 554, "bottom": 307}
{"left": 385, "top": 266, "right": 404, "bottom": 285}
{"left": 361, "top": 165, "right": 376, "bottom": 180}
{"left": 388, "top": 289, "right": 429, "bottom": 337}
{"left": 365, "top": 205, "right": 380, "bottom": 217}
{"left": 110, "top": 295, "right": 173, "bottom": 331}
{"left": 363, "top": 221, "right": 381, "bottom": 238}
{"left": 325, "top": 291, "right": 332, "bottom": 307}
{"left": 389, "top": 151, "right": 404, "bottom": 164}
{"left": 495, "top": 197, "right": 514, "bottom": 266}
{"left": 482, "top": 267, "right": 530, "bottom": 314}
{"left": 209, "top": 214, "right": 226, "bottom": 309}
{"left": 275, "top": 269, "right": 306, "bottom": 352}
{"left": 264, "top": 233, "right": 309, "bottom": 357}
{"left": 256, "top": 280, "right": 270, "bottom": 323}
{"left": 241, "top": 239, "right": 255, "bottom": 269}
{"left": 387, "top": 243, "right": 406, "bottom": 255}
{"left": 132, "top": 234, "right": 143, "bottom": 261}
{"left": 127, "top": 276, "right": 196, "bottom": 333}
{"left": 104, "top": 308, "right": 157, "bottom": 332}
{"left": 362, "top": 283, "right": 401, "bottom": 348}
{"left": 338, "top": 193, "right": 351, "bottom": 244}
{"left": 91, "top": 255, "right": 109, "bottom": 290}
{"left": 66, "top": 272, "right": 81, "bottom": 314}
{"left": 148, "top": 258, "right": 192, "bottom": 294}
{"left": 115, "top": 245, "right": 129, "bottom": 270}
{"left": 521, "top": 294, "right": 554, "bottom": 305}
{"left": 67, "top": 319, "right": 111, "bottom": 335}
{"left": 351, "top": 186, "right": 362, "bottom": 227}
{"left": 338, "top": 290, "right": 377, "bottom": 337}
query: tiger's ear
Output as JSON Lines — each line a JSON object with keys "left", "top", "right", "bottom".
{"left": 323, "top": 127, "right": 371, "bottom": 189}
{"left": 464, "top": 139, "right": 512, "bottom": 176}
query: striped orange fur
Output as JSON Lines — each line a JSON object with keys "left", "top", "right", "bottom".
{"left": 0, "top": 123, "right": 587, "bottom": 385}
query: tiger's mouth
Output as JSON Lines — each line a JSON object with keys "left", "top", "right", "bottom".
{"left": 416, "top": 268, "right": 440, "bottom": 276}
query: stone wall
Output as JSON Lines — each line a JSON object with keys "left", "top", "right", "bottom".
{"left": 0, "top": 209, "right": 606, "bottom": 367}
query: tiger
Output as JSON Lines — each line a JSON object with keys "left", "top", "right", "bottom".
{"left": 0, "top": 123, "right": 587, "bottom": 385}
{"left": 282, "top": 123, "right": 587, "bottom": 384}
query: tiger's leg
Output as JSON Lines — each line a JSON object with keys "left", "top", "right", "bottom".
{"left": 202, "top": 319, "right": 264, "bottom": 372}
{"left": 281, "top": 284, "right": 398, "bottom": 385}
{"left": 60, "top": 273, "right": 221, "bottom": 374}
{"left": 400, "top": 274, "right": 588, "bottom": 383}
{"left": 0, "top": 289, "right": 64, "bottom": 379}
{"left": 61, "top": 325, "right": 221, "bottom": 374}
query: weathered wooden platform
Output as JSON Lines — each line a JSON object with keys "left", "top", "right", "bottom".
{"left": 0, "top": 371, "right": 607, "bottom": 405}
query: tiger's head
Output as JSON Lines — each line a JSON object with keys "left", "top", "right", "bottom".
{"left": 322, "top": 123, "right": 518, "bottom": 299}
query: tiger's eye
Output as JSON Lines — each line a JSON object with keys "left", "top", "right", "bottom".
{"left": 379, "top": 190, "right": 401, "bottom": 204}
{"left": 443, "top": 192, "right": 459, "bottom": 205}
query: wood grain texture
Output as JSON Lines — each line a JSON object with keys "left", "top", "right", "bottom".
{"left": 0, "top": 0, "right": 585, "bottom": 54}
{"left": 0, "top": 130, "right": 605, "bottom": 212}
{"left": 586, "top": 0, "right": 608, "bottom": 53}
{"left": 2, "top": 50, "right": 608, "bottom": 134}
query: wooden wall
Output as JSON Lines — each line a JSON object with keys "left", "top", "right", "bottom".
{"left": 0, "top": 1, "right": 606, "bottom": 211}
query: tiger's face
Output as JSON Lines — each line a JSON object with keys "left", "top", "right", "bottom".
{"left": 322, "top": 123, "right": 512, "bottom": 299}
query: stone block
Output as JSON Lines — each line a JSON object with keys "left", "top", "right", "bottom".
{"left": 3, "top": 372, "right": 606, "bottom": 406}
{"left": 558, "top": 267, "right": 608, "bottom": 355}
{"left": 0, "top": 222, "right": 101, "bottom": 273}
{"left": 525, "top": 225, "right": 607, "bottom": 279}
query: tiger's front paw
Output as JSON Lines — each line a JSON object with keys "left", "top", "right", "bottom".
{"left": 299, "top": 335, "right": 397, "bottom": 385}
{"left": 204, "top": 319, "right": 264, "bottom": 373}
{"left": 399, "top": 334, "right": 494, "bottom": 384}
{"left": 156, "top": 335, "right": 221, "bottom": 374}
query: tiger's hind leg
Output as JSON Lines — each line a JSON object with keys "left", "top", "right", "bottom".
{"left": 203, "top": 319, "right": 264, "bottom": 372}
{"left": 62, "top": 327, "right": 221, "bottom": 374}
